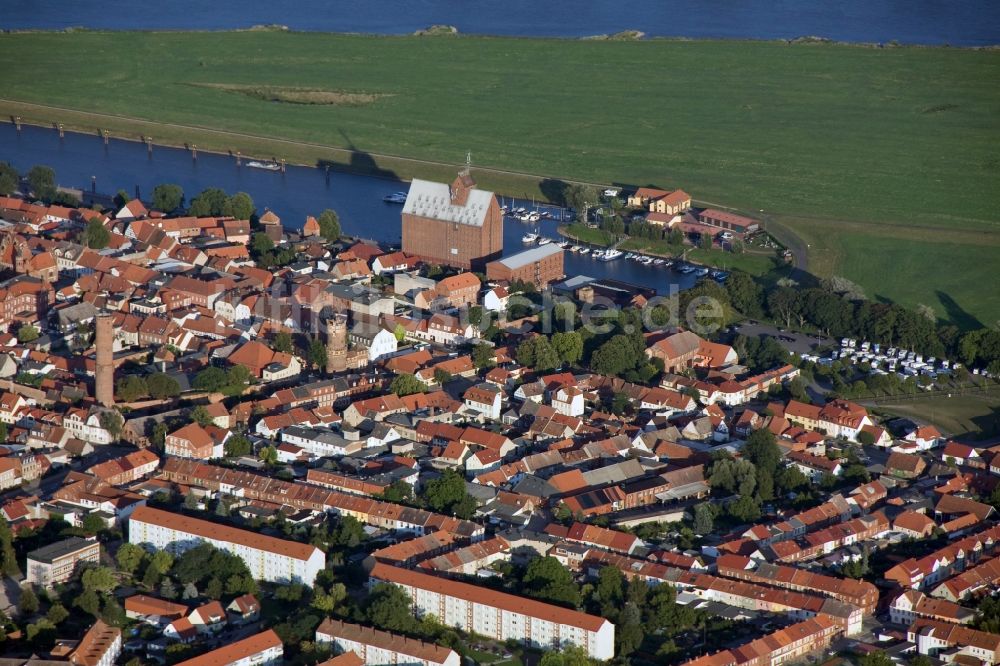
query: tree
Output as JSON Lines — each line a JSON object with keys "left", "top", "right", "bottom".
{"left": 159, "top": 577, "right": 178, "bottom": 600}
{"left": 523, "top": 556, "right": 581, "bottom": 608}
{"left": 381, "top": 480, "right": 413, "bottom": 503}
{"left": 46, "top": 603, "right": 69, "bottom": 625}
{"left": 18, "top": 585, "right": 39, "bottom": 616}
{"left": 309, "top": 338, "right": 327, "bottom": 369}
{"left": 26, "top": 165, "right": 56, "bottom": 202}
{"left": 225, "top": 434, "right": 252, "bottom": 458}
{"left": 272, "top": 331, "right": 293, "bottom": 353}
{"left": 151, "top": 183, "right": 184, "bottom": 212}
{"left": 99, "top": 410, "right": 123, "bottom": 440}
{"left": 82, "top": 513, "right": 107, "bottom": 535}
{"left": 617, "top": 601, "right": 644, "bottom": 657}
{"left": 472, "top": 343, "right": 495, "bottom": 370}
{"left": 728, "top": 495, "right": 762, "bottom": 522}
{"left": 146, "top": 373, "right": 181, "bottom": 399}
{"left": 205, "top": 577, "right": 223, "bottom": 600}
{"left": 594, "top": 566, "right": 624, "bottom": 613}
{"left": 390, "top": 373, "right": 425, "bottom": 396}
{"left": 591, "top": 334, "right": 642, "bottom": 376}
{"left": 188, "top": 188, "right": 229, "bottom": 217}
{"left": 424, "top": 469, "right": 472, "bottom": 516}
{"left": 551, "top": 331, "right": 583, "bottom": 365}
{"left": 16, "top": 324, "right": 39, "bottom": 342}
{"left": 250, "top": 232, "right": 274, "bottom": 258}
{"left": 467, "top": 305, "right": 484, "bottom": 328}
{"left": 539, "top": 646, "right": 591, "bottom": 666}
{"left": 858, "top": 651, "right": 893, "bottom": 666}
{"left": 433, "top": 368, "right": 452, "bottom": 385}
{"left": 700, "top": 231, "right": 713, "bottom": 250}
{"left": 726, "top": 272, "right": 764, "bottom": 318}
{"left": 224, "top": 192, "right": 255, "bottom": 219}
{"left": 857, "top": 430, "right": 876, "bottom": 446}
{"left": 393, "top": 324, "right": 407, "bottom": 343}
{"left": 82, "top": 566, "right": 116, "bottom": 594}
{"left": 317, "top": 209, "right": 341, "bottom": 241}
{"left": 517, "top": 336, "right": 560, "bottom": 371}
{"left": 259, "top": 445, "right": 278, "bottom": 465}
{"left": 366, "top": 583, "right": 419, "bottom": 633}
{"left": 0, "top": 518, "right": 18, "bottom": 576}
{"left": 0, "top": 163, "right": 18, "bottom": 196}
{"left": 692, "top": 502, "right": 715, "bottom": 534}
{"left": 83, "top": 218, "right": 110, "bottom": 249}
{"left": 190, "top": 405, "right": 213, "bottom": 427}
{"left": 116, "top": 543, "right": 146, "bottom": 576}
{"left": 116, "top": 375, "right": 148, "bottom": 402}
{"left": 75, "top": 589, "right": 101, "bottom": 617}
{"left": 193, "top": 366, "right": 227, "bottom": 392}
{"left": 743, "top": 428, "right": 781, "bottom": 474}
{"left": 149, "top": 550, "right": 174, "bottom": 575}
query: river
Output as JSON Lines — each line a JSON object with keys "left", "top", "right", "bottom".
{"left": 0, "top": 123, "right": 701, "bottom": 293}
{"left": 2, "top": 0, "right": 998, "bottom": 46}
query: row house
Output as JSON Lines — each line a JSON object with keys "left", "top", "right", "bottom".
{"left": 889, "top": 589, "right": 975, "bottom": 626}
{"left": 715, "top": 554, "right": 879, "bottom": 614}
{"left": 316, "top": 619, "right": 459, "bottom": 666}
{"left": 931, "top": 555, "right": 1000, "bottom": 602}
{"left": 783, "top": 399, "right": 872, "bottom": 441}
{"left": 765, "top": 512, "right": 890, "bottom": 563}
{"left": 679, "top": 617, "right": 840, "bottom": 666}
{"left": 89, "top": 449, "right": 160, "bottom": 486}
{"left": 885, "top": 525, "right": 1000, "bottom": 589}
{"left": 908, "top": 619, "right": 1000, "bottom": 665}
{"left": 417, "top": 536, "right": 511, "bottom": 575}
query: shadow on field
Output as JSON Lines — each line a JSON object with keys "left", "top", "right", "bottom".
{"left": 316, "top": 130, "right": 400, "bottom": 181}
{"left": 937, "top": 290, "right": 984, "bottom": 330}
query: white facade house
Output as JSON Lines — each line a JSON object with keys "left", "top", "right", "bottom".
{"left": 172, "top": 629, "right": 283, "bottom": 666}
{"left": 552, "top": 386, "right": 585, "bottom": 417}
{"left": 281, "top": 425, "right": 364, "bottom": 458}
{"left": 128, "top": 506, "right": 325, "bottom": 585}
{"left": 369, "top": 563, "right": 614, "bottom": 660}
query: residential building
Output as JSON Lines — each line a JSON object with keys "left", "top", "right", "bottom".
{"left": 369, "top": 562, "right": 614, "bottom": 660}
{"left": 174, "top": 629, "right": 283, "bottom": 666}
{"left": 908, "top": 619, "right": 1000, "bottom": 664}
{"left": 26, "top": 536, "right": 100, "bottom": 587}
{"left": 128, "top": 506, "right": 325, "bottom": 585}
{"left": 69, "top": 620, "right": 121, "bottom": 666}
{"left": 316, "top": 619, "right": 460, "bottom": 666}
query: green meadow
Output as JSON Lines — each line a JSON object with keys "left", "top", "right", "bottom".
{"left": 0, "top": 31, "right": 997, "bottom": 322}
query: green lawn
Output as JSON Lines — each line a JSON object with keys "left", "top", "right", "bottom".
{"left": 784, "top": 215, "right": 1000, "bottom": 328}
{"left": 685, "top": 248, "right": 780, "bottom": 277}
{"left": 1, "top": 31, "right": 998, "bottom": 321}
{"left": 876, "top": 389, "right": 1000, "bottom": 440}
{"left": 560, "top": 223, "right": 613, "bottom": 247}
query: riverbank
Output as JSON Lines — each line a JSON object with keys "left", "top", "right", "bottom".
{"left": 1, "top": 30, "right": 997, "bottom": 324}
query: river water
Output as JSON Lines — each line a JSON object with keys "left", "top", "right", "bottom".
{"left": 0, "top": 124, "right": 701, "bottom": 293}
{"left": 2, "top": 0, "right": 998, "bottom": 45}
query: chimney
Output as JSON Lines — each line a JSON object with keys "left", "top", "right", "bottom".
{"left": 95, "top": 312, "right": 114, "bottom": 407}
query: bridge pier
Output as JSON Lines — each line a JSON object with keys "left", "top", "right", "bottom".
{"left": 57, "top": 123, "right": 64, "bottom": 138}
{"left": 280, "top": 158, "right": 286, "bottom": 173}
{"left": 13, "top": 116, "right": 21, "bottom": 131}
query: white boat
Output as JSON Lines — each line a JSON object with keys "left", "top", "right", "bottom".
{"left": 695, "top": 267, "right": 710, "bottom": 277}
{"left": 625, "top": 253, "right": 635, "bottom": 260}
{"left": 538, "top": 237, "right": 552, "bottom": 245}
{"left": 558, "top": 241, "right": 571, "bottom": 249}
{"left": 527, "top": 212, "right": 541, "bottom": 222}
{"left": 677, "top": 264, "right": 694, "bottom": 273}
{"left": 600, "top": 249, "right": 623, "bottom": 261}
{"left": 382, "top": 191, "right": 408, "bottom": 204}
{"left": 579, "top": 247, "right": 590, "bottom": 255}
{"left": 641, "top": 256, "right": 654, "bottom": 265}
{"left": 571, "top": 245, "right": 582, "bottom": 253}
{"left": 246, "top": 160, "right": 281, "bottom": 171}
{"left": 653, "top": 258, "right": 665, "bottom": 266}
{"left": 592, "top": 249, "right": 606, "bottom": 259}
{"left": 662, "top": 260, "right": 674, "bottom": 267}
{"left": 522, "top": 233, "right": 538, "bottom": 243}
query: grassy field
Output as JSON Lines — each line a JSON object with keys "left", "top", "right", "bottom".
{"left": 0, "top": 31, "right": 998, "bottom": 321}
{"left": 876, "top": 389, "right": 1000, "bottom": 440}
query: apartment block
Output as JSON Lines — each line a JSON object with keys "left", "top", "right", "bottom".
{"left": 128, "top": 506, "right": 325, "bottom": 585}
{"left": 369, "top": 562, "right": 614, "bottom": 660}
{"left": 26, "top": 536, "right": 100, "bottom": 587}
{"left": 69, "top": 620, "right": 121, "bottom": 666}
{"left": 174, "top": 629, "right": 284, "bottom": 666}
{"left": 316, "top": 619, "right": 460, "bottom": 666}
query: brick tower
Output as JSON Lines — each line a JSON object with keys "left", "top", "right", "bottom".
{"left": 325, "top": 314, "right": 348, "bottom": 374}
{"left": 95, "top": 312, "right": 114, "bottom": 406}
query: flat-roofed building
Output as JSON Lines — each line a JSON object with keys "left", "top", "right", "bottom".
{"left": 128, "top": 506, "right": 325, "bottom": 585}
{"left": 486, "top": 244, "right": 564, "bottom": 288}
{"left": 369, "top": 562, "right": 614, "bottom": 660}
{"left": 26, "top": 536, "right": 100, "bottom": 587}
{"left": 316, "top": 619, "right": 460, "bottom": 666}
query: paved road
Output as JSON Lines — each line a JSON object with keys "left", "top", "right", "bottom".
{"left": 730, "top": 321, "right": 830, "bottom": 356}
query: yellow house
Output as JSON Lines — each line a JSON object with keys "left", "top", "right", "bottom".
{"left": 628, "top": 187, "right": 692, "bottom": 215}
